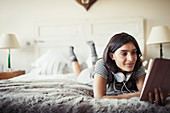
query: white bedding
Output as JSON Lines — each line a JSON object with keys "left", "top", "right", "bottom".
{"left": 9, "top": 73, "right": 77, "bottom": 82}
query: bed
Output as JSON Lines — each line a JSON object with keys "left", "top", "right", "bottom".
{"left": 0, "top": 74, "right": 170, "bottom": 113}
{"left": 0, "top": 17, "right": 170, "bottom": 113}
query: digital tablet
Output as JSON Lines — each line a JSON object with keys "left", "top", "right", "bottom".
{"left": 140, "top": 58, "right": 170, "bottom": 101}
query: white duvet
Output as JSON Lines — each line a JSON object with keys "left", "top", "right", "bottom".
{"left": 9, "top": 72, "right": 77, "bottom": 81}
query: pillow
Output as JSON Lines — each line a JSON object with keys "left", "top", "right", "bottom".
{"left": 31, "top": 49, "right": 72, "bottom": 75}
{"left": 39, "top": 59, "right": 66, "bottom": 75}
{"left": 32, "top": 49, "right": 69, "bottom": 67}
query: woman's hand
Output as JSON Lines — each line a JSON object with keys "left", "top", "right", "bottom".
{"left": 149, "top": 87, "right": 168, "bottom": 106}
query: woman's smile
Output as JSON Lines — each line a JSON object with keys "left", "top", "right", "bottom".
{"left": 125, "top": 62, "right": 135, "bottom": 67}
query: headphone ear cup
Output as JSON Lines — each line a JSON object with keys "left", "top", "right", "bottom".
{"left": 114, "top": 72, "right": 125, "bottom": 82}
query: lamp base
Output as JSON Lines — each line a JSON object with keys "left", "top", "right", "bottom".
{"left": 5, "top": 68, "right": 12, "bottom": 72}
{"left": 160, "top": 43, "right": 163, "bottom": 58}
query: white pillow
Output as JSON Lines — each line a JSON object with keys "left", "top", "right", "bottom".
{"left": 32, "top": 49, "right": 69, "bottom": 67}
{"left": 31, "top": 49, "right": 71, "bottom": 75}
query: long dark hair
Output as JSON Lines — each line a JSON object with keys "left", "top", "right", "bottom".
{"left": 103, "top": 32, "right": 142, "bottom": 74}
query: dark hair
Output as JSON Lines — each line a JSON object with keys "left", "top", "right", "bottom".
{"left": 103, "top": 32, "right": 142, "bottom": 73}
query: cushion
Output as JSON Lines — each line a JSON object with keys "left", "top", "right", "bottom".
{"left": 31, "top": 49, "right": 71, "bottom": 75}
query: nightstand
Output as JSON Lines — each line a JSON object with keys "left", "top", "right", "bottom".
{"left": 0, "top": 70, "right": 25, "bottom": 80}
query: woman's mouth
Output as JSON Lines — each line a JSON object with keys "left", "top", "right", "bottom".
{"left": 126, "top": 63, "right": 134, "bottom": 67}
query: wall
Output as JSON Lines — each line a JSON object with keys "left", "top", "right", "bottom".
{"left": 0, "top": 0, "right": 170, "bottom": 72}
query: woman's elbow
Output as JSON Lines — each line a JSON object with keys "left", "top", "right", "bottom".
{"left": 138, "top": 91, "right": 141, "bottom": 96}
{"left": 135, "top": 91, "right": 141, "bottom": 97}
{"left": 94, "top": 95, "right": 103, "bottom": 99}
{"left": 93, "top": 93, "right": 104, "bottom": 99}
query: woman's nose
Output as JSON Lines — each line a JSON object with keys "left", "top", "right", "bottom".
{"left": 127, "top": 54, "right": 133, "bottom": 61}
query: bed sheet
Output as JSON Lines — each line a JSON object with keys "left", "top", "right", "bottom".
{"left": 8, "top": 72, "right": 77, "bottom": 82}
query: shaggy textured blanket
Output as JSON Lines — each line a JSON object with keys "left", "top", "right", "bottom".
{"left": 0, "top": 79, "right": 170, "bottom": 113}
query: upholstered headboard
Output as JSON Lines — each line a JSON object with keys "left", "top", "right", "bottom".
{"left": 35, "top": 17, "right": 144, "bottom": 59}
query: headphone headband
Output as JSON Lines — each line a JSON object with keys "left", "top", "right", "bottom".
{"left": 112, "top": 72, "right": 132, "bottom": 82}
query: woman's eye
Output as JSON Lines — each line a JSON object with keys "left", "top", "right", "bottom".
{"left": 121, "top": 53, "right": 127, "bottom": 56}
{"left": 132, "top": 51, "right": 137, "bottom": 55}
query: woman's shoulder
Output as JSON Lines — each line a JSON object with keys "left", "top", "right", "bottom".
{"left": 94, "top": 58, "right": 108, "bottom": 79}
{"left": 134, "top": 65, "right": 146, "bottom": 78}
{"left": 95, "top": 59, "right": 108, "bottom": 72}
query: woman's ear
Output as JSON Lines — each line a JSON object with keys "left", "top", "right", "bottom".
{"left": 109, "top": 52, "right": 114, "bottom": 60}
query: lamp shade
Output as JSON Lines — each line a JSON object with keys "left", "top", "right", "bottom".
{"left": 0, "top": 33, "right": 21, "bottom": 49}
{"left": 147, "top": 26, "right": 170, "bottom": 45}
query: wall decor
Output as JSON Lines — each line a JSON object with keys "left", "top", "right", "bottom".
{"left": 75, "top": 0, "right": 97, "bottom": 11}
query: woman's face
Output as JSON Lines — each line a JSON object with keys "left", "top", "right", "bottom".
{"left": 110, "top": 42, "right": 137, "bottom": 72}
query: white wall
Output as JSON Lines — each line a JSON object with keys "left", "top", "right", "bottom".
{"left": 0, "top": 0, "right": 170, "bottom": 72}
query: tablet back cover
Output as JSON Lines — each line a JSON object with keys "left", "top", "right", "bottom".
{"left": 140, "top": 58, "right": 170, "bottom": 101}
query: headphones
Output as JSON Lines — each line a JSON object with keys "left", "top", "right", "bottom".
{"left": 112, "top": 72, "right": 133, "bottom": 93}
{"left": 113, "top": 72, "right": 132, "bottom": 83}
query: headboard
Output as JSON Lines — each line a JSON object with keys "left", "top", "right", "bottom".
{"left": 35, "top": 17, "right": 144, "bottom": 59}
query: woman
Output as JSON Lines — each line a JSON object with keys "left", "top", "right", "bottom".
{"left": 93, "top": 32, "right": 167, "bottom": 106}
{"left": 69, "top": 32, "right": 168, "bottom": 105}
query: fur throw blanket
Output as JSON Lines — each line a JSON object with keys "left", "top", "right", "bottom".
{"left": 0, "top": 79, "right": 170, "bottom": 113}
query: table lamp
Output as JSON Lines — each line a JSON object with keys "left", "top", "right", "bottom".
{"left": 0, "top": 33, "right": 21, "bottom": 71}
{"left": 147, "top": 26, "right": 170, "bottom": 58}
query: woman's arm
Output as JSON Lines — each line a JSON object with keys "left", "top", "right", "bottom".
{"left": 93, "top": 74, "right": 145, "bottom": 99}
{"left": 93, "top": 74, "right": 107, "bottom": 99}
